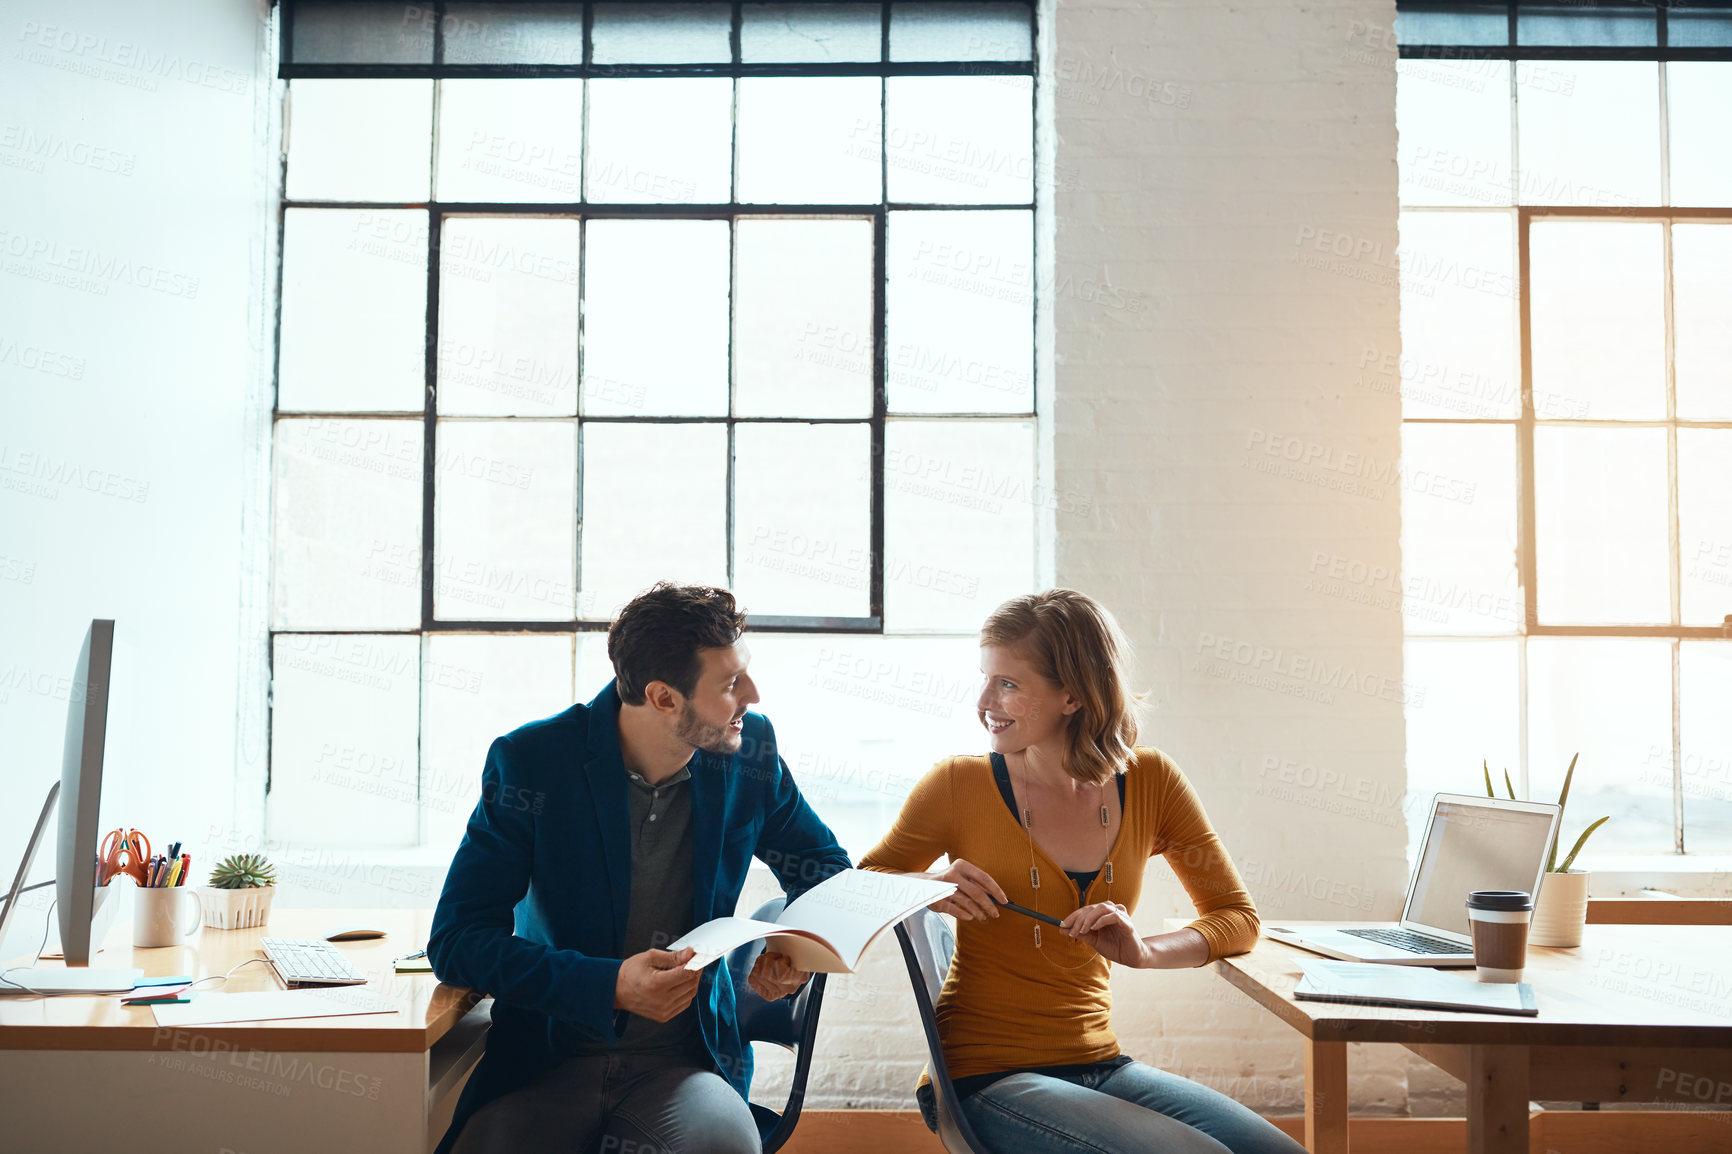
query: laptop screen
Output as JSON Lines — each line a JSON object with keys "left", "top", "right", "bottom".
{"left": 1408, "top": 799, "right": 1556, "bottom": 937}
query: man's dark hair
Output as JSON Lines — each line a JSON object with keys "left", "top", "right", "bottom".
{"left": 608, "top": 583, "right": 747, "bottom": 705}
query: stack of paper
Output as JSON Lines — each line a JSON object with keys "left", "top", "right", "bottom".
{"left": 151, "top": 987, "right": 399, "bottom": 1027}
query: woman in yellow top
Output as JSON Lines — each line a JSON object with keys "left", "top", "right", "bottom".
{"left": 860, "top": 589, "right": 1305, "bottom": 1154}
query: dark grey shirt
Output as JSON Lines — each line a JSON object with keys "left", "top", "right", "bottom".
{"left": 612, "top": 761, "right": 702, "bottom": 1055}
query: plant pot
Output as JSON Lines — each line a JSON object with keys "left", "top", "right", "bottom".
{"left": 200, "top": 885, "right": 276, "bottom": 930}
{"left": 1530, "top": 869, "right": 1589, "bottom": 948}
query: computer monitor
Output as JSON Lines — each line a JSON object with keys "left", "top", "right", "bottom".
{"left": 57, "top": 618, "right": 114, "bottom": 966}
{"left": 0, "top": 619, "right": 138, "bottom": 994}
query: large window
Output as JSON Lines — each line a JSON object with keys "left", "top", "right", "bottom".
{"left": 267, "top": 1, "right": 1043, "bottom": 855}
{"left": 1393, "top": 2, "right": 1732, "bottom": 856}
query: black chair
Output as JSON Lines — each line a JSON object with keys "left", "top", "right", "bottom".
{"left": 892, "top": 910, "right": 996, "bottom": 1154}
{"left": 725, "top": 897, "right": 828, "bottom": 1154}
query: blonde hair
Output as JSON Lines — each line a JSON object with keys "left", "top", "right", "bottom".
{"left": 980, "top": 589, "right": 1138, "bottom": 785}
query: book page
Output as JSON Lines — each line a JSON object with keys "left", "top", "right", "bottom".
{"left": 668, "top": 916, "right": 788, "bottom": 970}
{"left": 775, "top": 869, "right": 956, "bottom": 970}
{"left": 761, "top": 931, "right": 854, "bottom": 974}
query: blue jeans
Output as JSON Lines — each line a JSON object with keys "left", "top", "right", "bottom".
{"left": 958, "top": 1060, "right": 1308, "bottom": 1154}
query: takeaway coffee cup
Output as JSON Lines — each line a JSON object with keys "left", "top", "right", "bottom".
{"left": 1466, "top": 890, "right": 1533, "bottom": 983}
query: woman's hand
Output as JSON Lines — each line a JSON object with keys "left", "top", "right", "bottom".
{"left": 927, "top": 858, "right": 1009, "bottom": 921}
{"left": 1061, "top": 902, "right": 1151, "bottom": 967}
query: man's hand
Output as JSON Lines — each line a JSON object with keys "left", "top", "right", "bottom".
{"left": 614, "top": 947, "right": 703, "bottom": 1021}
{"left": 1060, "top": 902, "right": 1151, "bottom": 968}
{"left": 927, "top": 858, "right": 1008, "bottom": 922}
{"left": 746, "top": 950, "right": 809, "bottom": 1001}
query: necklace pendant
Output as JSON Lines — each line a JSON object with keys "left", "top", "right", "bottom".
{"left": 1100, "top": 804, "right": 1109, "bottom": 826}
{"left": 1033, "top": 924, "right": 1042, "bottom": 948}
{"left": 1029, "top": 866, "right": 1041, "bottom": 889}
{"left": 1104, "top": 861, "right": 1114, "bottom": 884}
{"left": 1024, "top": 809, "right": 1033, "bottom": 828}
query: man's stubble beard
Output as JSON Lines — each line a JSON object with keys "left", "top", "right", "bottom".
{"left": 674, "top": 701, "right": 742, "bottom": 755}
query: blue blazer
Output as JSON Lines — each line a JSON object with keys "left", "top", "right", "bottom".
{"left": 428, "top": 682, "right": 851, "bottom": 1153}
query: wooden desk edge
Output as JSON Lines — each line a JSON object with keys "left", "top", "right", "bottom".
{"left": 1207, "top": 929, "right": 1732, "bottom": 1048}
{"left": 1211, "top": 957, "right": 1323, "bottom": 1039}
{"left": 0, "top": 986, "right": 487, "bottom": 1053}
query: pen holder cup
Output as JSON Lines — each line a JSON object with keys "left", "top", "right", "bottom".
{"left": 133, "top": 887, "right": 204, "bottom": 948}
{"left": 200, "top": 885, "right": 276, "bottom": 930}
{"left": 91, "top": 883, "right": 126, "bottom": 949}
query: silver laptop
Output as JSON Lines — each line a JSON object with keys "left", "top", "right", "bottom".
{"left": 1265, "top": 793, "right": 1561, "bottom": 966}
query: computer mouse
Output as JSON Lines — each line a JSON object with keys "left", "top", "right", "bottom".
{"left": 324, "top": 925, "right": 388, "bottom": 942}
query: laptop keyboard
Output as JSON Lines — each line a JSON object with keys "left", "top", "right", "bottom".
{"left": 1340, "top": 927, "right": 1472, "bottom": 955}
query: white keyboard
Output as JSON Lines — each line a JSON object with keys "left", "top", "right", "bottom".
{"left": 260, "top": 937, "right": 368, "bottom": 988}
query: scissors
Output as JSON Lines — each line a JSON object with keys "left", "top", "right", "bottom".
{"left": 98, "top": 828, "right": 152, "bottom": 886}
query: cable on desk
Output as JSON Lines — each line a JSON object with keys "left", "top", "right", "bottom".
{"left": 0, "top": 898, "right": 76, "bottom": 997}
{"left": 0, "top": 898, "right": 268, "bottom": 996}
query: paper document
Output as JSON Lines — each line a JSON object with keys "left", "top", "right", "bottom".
{"left": 151, "top": 986, "right": 399, "bottom": 1027}
{"left": 670, "top": 869, "right": 956, "bottom": 974}
{"left": 1294, "top": 958, "right": 1538, "bottom": 1016}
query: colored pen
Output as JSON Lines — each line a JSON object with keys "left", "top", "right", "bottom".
{"left": 165, "top": 858, "right": 182, "bottom": 887}
{"left": 180, "top": 854, "right": 191, "bottom": 885}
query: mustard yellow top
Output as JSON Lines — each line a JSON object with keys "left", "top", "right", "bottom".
{"left": 859, "top": 749, "right": 1260, "bottom": 1080}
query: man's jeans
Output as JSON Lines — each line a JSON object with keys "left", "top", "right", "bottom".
{"left": 954, "top": 1060, "right": 1310, "bottom": 1154}
{"left": 451, "top": 1050, "right": 760, "bottom": 1154}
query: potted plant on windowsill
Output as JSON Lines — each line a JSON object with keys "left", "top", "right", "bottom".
{"left": 201, "top": 853, "right": 278, "bottom": 930}
{"left": 1484, "top": 754, "right": 1609, "bottom": 949}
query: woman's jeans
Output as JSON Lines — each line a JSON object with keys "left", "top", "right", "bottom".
{"left": 955, "top": 1060, "right": 1310, "bottom": 1154}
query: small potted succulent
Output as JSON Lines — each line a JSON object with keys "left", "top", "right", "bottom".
{"left": 1484, "top": 753, "right": 1609, "bottom": 948}
{"left": 201, "top": 853, "right": 278, "bottom": 929}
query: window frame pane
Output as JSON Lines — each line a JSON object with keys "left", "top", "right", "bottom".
{"left": 1393, "top": 10, "right": 1732, "bottom": 858}
{"left": 270, "top": 1, "right": 1046, "bottom": 851}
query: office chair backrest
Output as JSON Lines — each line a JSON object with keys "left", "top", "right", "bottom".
{"left": 893, "top": 910, "right": 995, "bottom": 1154}
{"left": 726, "top": 897, "right": 827, "bottom": 1154}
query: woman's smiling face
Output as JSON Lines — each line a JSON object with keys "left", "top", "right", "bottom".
{"left": 977, "top": 644, "right": 1079, "bottom": 755}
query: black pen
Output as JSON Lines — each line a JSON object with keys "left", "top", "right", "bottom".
{"left": 994, "top": 898, "right": 1064, "bottom": 928}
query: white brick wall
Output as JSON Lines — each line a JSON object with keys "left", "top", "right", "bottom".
{"left": 769, "top": 0, "right": 1426, "bottom": 1117}
{"left": 1046, "top": 0, "right": 1413, "bottom": 1115}
{"left": 1051, "top": 0, "right": 1412, "bottom": 1115}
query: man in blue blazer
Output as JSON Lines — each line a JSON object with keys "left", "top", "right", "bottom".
{"left": 429, "top": 584, "right": 851, "bottom": 1153}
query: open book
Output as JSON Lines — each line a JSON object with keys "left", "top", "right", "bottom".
{"left": 670, "top": 868, "right": 956, "bottom": 974}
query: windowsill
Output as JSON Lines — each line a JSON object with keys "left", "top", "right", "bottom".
{"left": 267, "top": 849, "right": 1732, "bottom": 909}
{"left": 263, "top": 844, "right": 458, "bottom": 869}
{"left": 1571, "top": 851, "right": 1732, "bottom": 896}
{"left": 299, "top": 849, "right": 1732, "bottom": 875}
